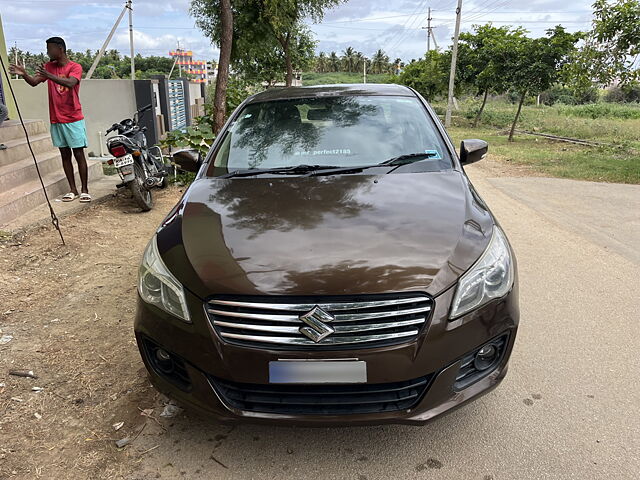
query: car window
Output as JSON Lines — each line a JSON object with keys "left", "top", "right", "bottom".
{"left": 208, "top": 95, "right": 452, "bottom": 174}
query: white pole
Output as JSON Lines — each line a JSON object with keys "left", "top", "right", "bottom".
{"left": 168, "top": 55, "right": 179, "bottom": 79}
{"left": 363, "top": 59, "right": 367, "bottom": 84}
{"left": 427, "top": 7, "right": 431, "bottom": 54}
{"left": 86, "top": 4, "right": 128, "bottom": 79}
{"left": 128, "top": 0, "right": 135, "bottom": 80}
{"left": 445, "top": 0, "right": 463, "bottom": 128}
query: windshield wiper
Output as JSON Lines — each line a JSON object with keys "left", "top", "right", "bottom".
{"left": 219, "top": 164, "right": 342, "bottom": 179}
{"left": 377, "top": 152, "right": 438, "bottom": 166}
{"left": 307, "top": 152, "right": 440, "bottom": 177}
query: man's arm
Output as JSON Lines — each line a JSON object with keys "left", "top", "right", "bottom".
{"left": 9, "top": 64, "right": 45, "bottom": 87}
{"left": 36, "top": 64, "right": 79, "bottom": 89}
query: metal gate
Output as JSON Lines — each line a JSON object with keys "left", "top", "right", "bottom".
{"left": 168, "top": 79, "right": 187, "bottom": 131}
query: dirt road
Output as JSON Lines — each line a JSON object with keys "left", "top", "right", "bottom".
{"left": 1, "top": 163, "right": 638, "bottom": 479}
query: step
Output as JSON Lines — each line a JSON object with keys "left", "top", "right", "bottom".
{"left": 0, "top": 120, "right": 49, "bottom": 143}
{"left": 0, "top": 150, "right": 62, "bottom": 193}
{"left": 0, "top": 133, "right": 56, "bottom": 168}
{"left": 0, "top": 159, "right": 104, "bottom": 226}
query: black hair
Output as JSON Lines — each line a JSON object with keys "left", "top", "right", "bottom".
{"left": 46, "top": 37, "right": 66, "bottom": 52}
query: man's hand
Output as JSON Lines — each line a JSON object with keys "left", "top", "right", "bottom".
{"left": 36, "top": 64, "right": 50, "bottom": 79}
{"left": 10, "top": 63, "right": 44, "bottom": 87}
{"left": 9, "top": 63, "right": 26, "bottom": 76}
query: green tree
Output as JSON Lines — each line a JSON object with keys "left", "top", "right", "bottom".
{"left": 342, "top": 46, "right": 356, "bottom": 72}
{"left": 458, "top": 24, "right": 527, "bottom": 126}
{"left": 371, "top": 49, "right": 389, "bottom": 74}
{"left": 315, "top": 52, "right": 328, "bottom": 73}
{"left": 396, "top": 50, "right": 449, "bottom": 99}
{"left": 257, "top": 0, "right": 344, "bottom": 86}
{"left": 191, "top": 0, "right": 234, "bottom": 132}
{"left": 496, "top": 26, "right": 581, "bottom": 141}
{"left": 569, "top": 0, "right": 640, "bottom": 89}
{"left": 328, "top": 51, "right": 340, "bottom": 72}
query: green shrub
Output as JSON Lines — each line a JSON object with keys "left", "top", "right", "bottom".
{"left": 556, "top": 103, "right": 640, "bottom": 120}
{"left": 604, "top": 83, "right": 640, "bottom": 103}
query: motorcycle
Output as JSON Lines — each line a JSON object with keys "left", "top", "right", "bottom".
{"left": 105, "top": 104, "right": 167, "bottom": 211}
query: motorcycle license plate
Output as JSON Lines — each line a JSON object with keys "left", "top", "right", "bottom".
{"left": 115, "top": 154, "right": 134, "bottom": 168}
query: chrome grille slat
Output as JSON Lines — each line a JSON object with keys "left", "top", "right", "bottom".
{"left": 207, "top": 305, "right": 431, "bottom": 323}
{"left": 207, "top": 294, "right": 432, "bottom": 349}
{"left": 213, "top": 317, "right": 425, "bottom": 334}
{"left": 219, "top": 330, "right": 419, "bottom": 345}
{"left": 210, "top": 297, "right": 423, "bottom": 312}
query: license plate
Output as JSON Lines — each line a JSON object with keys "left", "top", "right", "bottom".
{"left": 114, "top": 154, "right": 134, "bottom": 168}
{"left": 269, "top": 359, "right": 367, "bottom": 384}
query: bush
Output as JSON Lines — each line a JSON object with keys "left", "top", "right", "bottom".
{"left": 604, "top": 83, "right": 640, "bottom": 103}
{"left": 556, "top": 103, "right": 640, "bottom": 120}
{"left": 540, "top": 85, "right": 599, "bottom": 105}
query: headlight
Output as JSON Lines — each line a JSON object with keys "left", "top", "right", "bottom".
{"left": 138, "top": 236, "right": 191, "bottom": 322}
{"left": 449, "top": 226, "right": 514, "bottom": 319}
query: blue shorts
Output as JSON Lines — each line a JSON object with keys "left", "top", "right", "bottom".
{"left": 50, "top": 119, "right": 87, "bottom": 149}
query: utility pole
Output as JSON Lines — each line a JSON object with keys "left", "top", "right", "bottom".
{"left": 445, "top": 0, "right": 463, "bottom": 128}
{"left": 14, "top": 42, "right": 18, "bottom": 79}
{"left": 86, "top": 2, "right": 129, "bottom": 79}
{"left": 422, "top": 8, "right": 438, "bottom": 56}
{"left": 127, "top": 0, "right": 135, "bottom": 80}
{"left": 363, "top": 58, "right": 367, "bottom": 84}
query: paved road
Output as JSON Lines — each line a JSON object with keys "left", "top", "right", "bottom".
{"left": 132, "top": 166, "right": 640, "bottom": 480}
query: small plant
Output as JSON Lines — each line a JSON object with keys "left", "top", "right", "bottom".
{"left": 160, "top": 115, "right": 216, "bottom": 156}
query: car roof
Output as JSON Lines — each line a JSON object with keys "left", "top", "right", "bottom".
{"left": 246, "top": 83, "right": 416, "bottom": 104}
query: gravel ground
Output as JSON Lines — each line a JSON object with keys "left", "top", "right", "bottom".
{"left": 0, "top": 162, "right": 638, "bottom": 479}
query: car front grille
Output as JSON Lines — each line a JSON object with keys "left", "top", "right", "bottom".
{"left": 205, "top": 294, "right": 433, "bottom": 350}
{"left": 209, "top": 375, "right": 431, "bottom": 415}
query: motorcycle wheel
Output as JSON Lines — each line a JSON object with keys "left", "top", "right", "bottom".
{"left": 128, "top": 163, "right": 153, "bottom": 211}
{"left": 158, "top": 175, "right": 168, "bottom": 189}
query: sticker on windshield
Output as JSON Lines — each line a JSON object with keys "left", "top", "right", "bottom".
{"left": 294, "top": 149, "right": 352, "bottom": 156}
{"left": 424, "top": 149, "right": 442, "bottom": 159}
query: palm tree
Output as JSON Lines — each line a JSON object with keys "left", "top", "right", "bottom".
{"left": 372, "top": 49, "right": 390, "bottom": 74}
{"left": 329, "top": 51, "right": 340, "bottom": 72}
{"left": 342, "top": 47, "right": 356, "bottom": 72}
{"left": 316, "top": 52, "right": 328, "bottom": 73}
{"left": 355, "top": 51, "right": 366, "bottom": 73}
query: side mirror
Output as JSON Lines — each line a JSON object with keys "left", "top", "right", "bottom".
{"left": 173, "top": 149, "right": 202, "bottom": 173}
{"left": 460, "top": 139, "right": 488, "bottom": 165}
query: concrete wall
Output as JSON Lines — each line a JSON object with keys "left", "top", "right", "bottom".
{"left": 189, "top": 82, "right": 202, "bottom": 104}
{"left": 10, "top": 79, "right": 137, "bottom": 156}
{"left": 0, "top": 13, "right": 18, "bottom": 119}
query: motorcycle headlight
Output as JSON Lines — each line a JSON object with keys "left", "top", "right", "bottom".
{"left": 449, "top": 226, "right": 514, "bottom": 319}
{"left": 138, "top": 236, "right": 191, "bottom": 322}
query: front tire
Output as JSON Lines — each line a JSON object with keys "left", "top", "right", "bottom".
{"left": 128, "top": 162, "right": 153, "bottom": 211}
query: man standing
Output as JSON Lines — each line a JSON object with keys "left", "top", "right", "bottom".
{"left": 10, "top": 37, "right": 91, "bottom": 202}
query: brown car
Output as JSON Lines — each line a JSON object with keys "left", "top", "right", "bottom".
{"left": 135, "top": 84, "right": 519, "bottom": 426}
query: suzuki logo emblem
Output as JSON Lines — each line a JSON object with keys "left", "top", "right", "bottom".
{"left": 299, "top": 306, "right": 335, "bottom": 342}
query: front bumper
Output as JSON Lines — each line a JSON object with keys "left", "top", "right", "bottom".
{"left": 134, "top": 285, "right": 519, "bottom": 426}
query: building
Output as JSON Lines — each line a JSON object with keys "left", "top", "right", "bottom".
{"left": 169, "top": 49, "right": 208, "bottom": 84}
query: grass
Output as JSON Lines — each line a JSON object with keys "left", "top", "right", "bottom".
{"left": 449, "top": 126, "right": 640, "bottom": 184}
{"left": 301, "top": 71, "right": 391, "bottom": 86}
{"left": 431, "top": 98, "right": 640, "bottom": 184}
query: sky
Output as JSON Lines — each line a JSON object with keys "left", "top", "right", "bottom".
{"left": 2, "top": 0, "right": 595, "bottom": 63}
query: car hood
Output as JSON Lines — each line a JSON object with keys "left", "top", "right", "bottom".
{"left": 157, "top": 171, "right": 494, "bottom": 299}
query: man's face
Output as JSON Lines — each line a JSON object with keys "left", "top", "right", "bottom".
{"left": 46, "top": 43, "right": 63, "bottom": 61}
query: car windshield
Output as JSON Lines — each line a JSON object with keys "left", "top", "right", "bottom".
{"left": 207, "top": 95, "right": 453, "bottom": 175}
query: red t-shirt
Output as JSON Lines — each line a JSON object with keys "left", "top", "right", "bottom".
{"left": 43, "top": 60, "right": 84, "bottom": 124}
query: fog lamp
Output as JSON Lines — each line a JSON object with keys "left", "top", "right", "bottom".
{"left": 156, "top": 348, "right": 171, "bottom": 362}
{"left": 474, "top": 344, "right": 497, "bottom": 371}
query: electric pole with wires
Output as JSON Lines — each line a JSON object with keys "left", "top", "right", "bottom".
{"left": 422, "top": 7, "right": 432, "bottom": 54}
{"left": 127, "top": 0, "right": 135, "bottom": 79}
{"left": 445, "top": 0, "right": 463, "bottom": 128}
